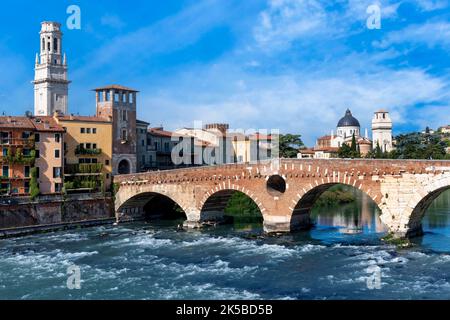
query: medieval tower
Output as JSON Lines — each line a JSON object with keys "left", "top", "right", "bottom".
{"left": 372, "top": 109, "right": 393, "bottom": 152}
{"left": 33, "top": 22, "right": 70, "bottom": 116}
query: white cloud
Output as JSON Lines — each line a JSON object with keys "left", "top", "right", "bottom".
{"left": 413, "top": 0, "right": 448, "bottom": 11}
{"left": 253, "top": 0, "right": 328, "bottom": 50}
{"left": 253, "top": 0, "right": 402, "bottom": 52}
{"left": 137, "top": 58, "right": 449, "bottom": 145}
{"left": 374, "top": 21, "right": 450, "bottom": 49}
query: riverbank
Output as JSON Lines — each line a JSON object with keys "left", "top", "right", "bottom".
{"left": 0, "top": 193, "right": 114, "bottom": 238}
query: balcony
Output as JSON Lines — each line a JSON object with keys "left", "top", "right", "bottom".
{"left": 0, "top": 151, "right": 35, "bottom": 165}
{"left": 75, "top": 145, "right": 102, "bottom": 155}
{"left": 0, "top": 138, "right": 35, "bottom": 147}
{"left": 64, "top": 163, "right": 103, "bottom": 175}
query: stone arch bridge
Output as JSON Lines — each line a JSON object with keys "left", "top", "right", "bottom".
{"left": 114, "top": 159, "right": 450, "bottom": 238}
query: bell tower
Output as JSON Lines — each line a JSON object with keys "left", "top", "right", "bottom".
{"left": 33, "top": 22, "right": 70, "bottom": 116}
{"left": 372, "top": 109, "right": 393, "bottom": 152}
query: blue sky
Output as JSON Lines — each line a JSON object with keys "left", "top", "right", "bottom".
{"left": 0, "top": 0, "right": 450, "bottom": 145}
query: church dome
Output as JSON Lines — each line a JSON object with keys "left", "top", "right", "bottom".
{"left": 337, "top": 109, "right": 360, "bottom": 127}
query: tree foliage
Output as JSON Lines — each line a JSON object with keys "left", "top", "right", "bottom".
{"left": 279, "top": 134, "right": 304, "bottom": 158}
{"left": 338, "top": 133, "right": 361, "bottom": 158}
{"left": 30, "top": 167, "right": 39, "bottom": 200}
{"left": 224, "top": 192, "right": 260, "bottom": 216}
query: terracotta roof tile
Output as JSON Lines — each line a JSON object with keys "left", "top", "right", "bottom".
{"left": 0, "top": 117, "right": 35, "bottom": 129}
{"left": 93, "top": 84, "right": 139, "bottom": 92}
{"left": 57, "top": 115, "right": 111, "bottom": 123}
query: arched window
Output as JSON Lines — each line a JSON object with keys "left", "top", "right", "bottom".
{"left": 42, "top": 38, "right": 45, "bottom": 51}
{"left": 53, "top": 38, "right": 58, "bottom": 52}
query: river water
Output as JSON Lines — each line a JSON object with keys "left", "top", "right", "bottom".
{"left": 2, "top": 190, "right": 450, "bottom": 300}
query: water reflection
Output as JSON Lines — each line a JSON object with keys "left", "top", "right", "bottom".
{"left": 311, "top": 188, "right": 387, "bottom": 236}
{"left": 416, "top": 189, "right": 450, "bottom": 252}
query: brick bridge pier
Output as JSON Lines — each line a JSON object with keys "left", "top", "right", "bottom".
{"left": 114, "top": 159, "right": 450, "bottom": 238}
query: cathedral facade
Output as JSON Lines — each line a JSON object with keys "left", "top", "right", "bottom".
{"left": 299, "top": 109, "right": 393, "bottom": 159}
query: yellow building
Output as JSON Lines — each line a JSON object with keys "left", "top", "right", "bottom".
{"left": 54, "top": 115, "right": 113, "bottom": 192}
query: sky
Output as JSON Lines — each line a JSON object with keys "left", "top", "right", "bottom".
{"left": 0, "top": 0, "right": 450, "bottom": 145}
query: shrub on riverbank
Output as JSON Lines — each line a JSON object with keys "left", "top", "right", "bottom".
{"left": 224, "top": 192, "right": 262, "bottom": 221}
{"left": 314, "top": 185, "right": 356, "bottom": 207}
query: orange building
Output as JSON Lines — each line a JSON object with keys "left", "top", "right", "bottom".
{"left": 0, "top": 116, "right": 65, "bottom": 197}
{"left": 0, "top": 117, "right": 36, "bottom": 196}
{"left": 31, "top": 116, "right": 65, "bottom": 194}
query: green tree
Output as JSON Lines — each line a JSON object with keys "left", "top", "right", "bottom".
{"left": 338, "top": 143, "right": 352, "bottom": 158}
{"left": 350, "top": 133, "right": 357, "bottom": 153}
{"left": 30, "top": 167, "right": 39, "bottom": 200}
{"left": 225, "top": 192, "right": 260, "bottom": 216}
{"left": 338, "top": 134, "right": 360, "bottom": 158}
{"left": 390, "top": 132, "right": 446, "bottom": 159}
{"left": 279, "top": 134, "right": 304, "bottom": 158}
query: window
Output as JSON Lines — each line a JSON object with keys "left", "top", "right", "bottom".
{"left": 122, "top": 93, "right": 127, "bottom": 103}
{"left": 129, "top": 93, "right": 133, "bottom": 104}
{"left": 93, "top": 143, "right": 97, "bottom": 149}
{"left": 106, "top": 91, "right": 110, "bottom": 101}
{"left": 86, "top": 128, "right": 91, "bottom": 134}
{"left": 121, "top": 129, "right": 128, "bottom": 141}
{"left": 142, "top": 155, "right": 145, "bottom": 164}
{"left": 86, "top": 143, "right": 91, "bottom": 149}
{"left": 93, "top": 128, "right": 97, "bottom": 134}
{"left": 35, "top": 133, "right": 40, "bottom": 142}
{"left": 24, "top": 166, "right": 30, "bottom": 178}
{"left": 42, "top": 38, "right": 45, "bottom": 52}
{"left": 81, "top": 128, "right": 85, "bottom": 134}
{"left": 106, "top": 174, "right": 110, "bottom": 179}
{"left": 105, "top": 160, "right": 110, "bottom": 166}
{"left": 55, "top": 150, "right": 60, "bottom": 158}
{"left": 23, "top": 149, "right": 31, "bottom": 157}
{"left": 141, "top": 140, "right": 145, "bottom": 146}
{"left": 55, "top": 183, "right": 62, "bottom": 193}
{"left": 24, "top": 181, "right": 30, "bottom": 194}
{"left": 22, "top": 131, "right": 31, "bottom": 139}
{"left": 36, "top": 167, "right": 40, "bottom": 178}
{"left": 79, "top": 158, "right": 93, "bottom": 164}
{"left": 53, "top": 167, "right": 61, "bottom": 178}
{"left": 35, "top": 149, "right": 40, "bottom": 158}
{"left": 53, "top": 38, "right": 58, "bottom": 52}
{"left": 55, "top": 133, "right": 60, "bottom": 142}
{"left": 2, "top": 166, "right": 9, "bottom": 178}
{"left": 2, "top": 148, "right": 7, "bottom": 157}
{"left": 114, "top": 93, "right": 120, "bottom": 102}
{"left": 64, "top": 143, "right": 67, "bottom": 151}
{"left": 47, "top": 42, "right": 50, "bottom": 51}
{"left": 121, "top": 110, "right": 127, "bottom": 121}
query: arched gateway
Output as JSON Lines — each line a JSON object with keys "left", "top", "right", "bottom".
{"left": 114, "top": 159, "right": 450, "bottom": 238}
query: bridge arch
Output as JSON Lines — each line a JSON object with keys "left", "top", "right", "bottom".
{"left": 290, "top": 181, "right": 383, "bottom": 231}
{"left": 115, "top": 185, "right": 194, "bottom": 223}
{"left": 400, "top": 175, "right": 450, "bottom": 237}
{"left": 200, "top": 186, "right": 266, "bottom": 223}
